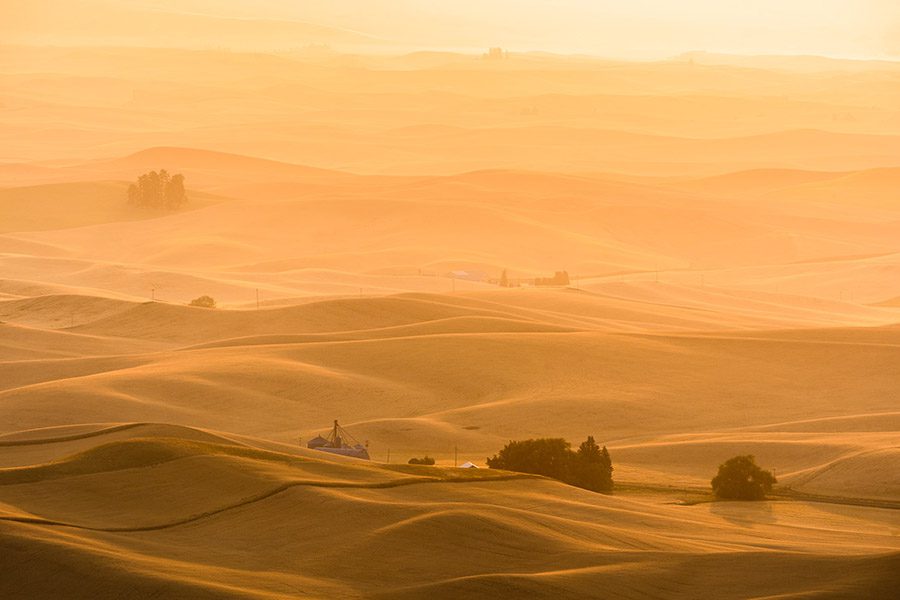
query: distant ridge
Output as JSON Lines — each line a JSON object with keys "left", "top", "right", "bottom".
{"left": 101, "top": 147, "right": 352, "bottom": 178}
{"left": 678, "top": 51, "right": 900, "bottom": 72}
{"left": 0, "top": 0, "right": 382, "bottom": 49}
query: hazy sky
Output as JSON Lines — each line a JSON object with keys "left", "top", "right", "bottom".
{"left": 194, "top": 0, "right": 900, "bottom": 59}
{"left": 7, "top": 0, "right": 900, "bottom": 59}
{"left": 427, "top": 0, "right": 900, "bottom": 58}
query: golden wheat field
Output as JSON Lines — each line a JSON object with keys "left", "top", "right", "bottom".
{"left": 1, "top": 2, "right": 899, "bottom": 598}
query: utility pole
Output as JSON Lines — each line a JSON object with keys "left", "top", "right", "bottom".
{"left": 386, "top": 448, "right": 390, "bottom": 464}
{"left": 454, "top": 445, "right": 458, "bottom": 468}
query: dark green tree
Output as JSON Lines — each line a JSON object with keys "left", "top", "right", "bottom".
{"left": 572, "top": 436, "right": 614, "bottom": 492}
{"left": 711, "top": 455, "right": 776, "bottom": 500}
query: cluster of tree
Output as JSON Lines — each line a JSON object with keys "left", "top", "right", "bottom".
{"left": 189, "top": 295, "right": 216, "bottom": 308}
{"left": 711, "top": 455, "right": 777, "bottom": 500}
{"left": 127, "top": 170, "right": 187, "bottom": 210}
{"left": 407, "top": 456, "right": 436, "bottom": 465}
{"left": 487, "top": 436, "right": 613, "bottom": 493}
{"left": 485, "top": 441, "right": 776, "bottom": 501}
{"left": 534, "top": 270, "right": 570, "bottom": 287}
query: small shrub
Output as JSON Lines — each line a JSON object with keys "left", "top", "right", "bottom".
{"left": 189, "top": 295, "right": 216, "bottom": 308}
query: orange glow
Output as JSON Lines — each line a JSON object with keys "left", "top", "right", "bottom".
{"left": 1, "top": 3, "right": 898, "bottom": 599}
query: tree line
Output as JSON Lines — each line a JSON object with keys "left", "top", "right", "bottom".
{"left": 485, "top": 438, "right": 776, "bottom": 500}
{"left": 127, "top": 170, "right": 187, "bottom": 210}
{"left": 487, "top": 436, "right": 613, "bottom": 493}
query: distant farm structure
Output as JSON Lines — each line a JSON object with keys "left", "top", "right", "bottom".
{"left": 307, "top": 420, "right": 370, "bottom": 460}
{"left": 417, "top": 268, "right": 573, "bottom": 290}
{"left": 490, "top": 269, "right": 571, "bottom": 288}
{"left": 534, "top": 271, "right": 571, "bottom": 287}
{"left": 484, "top": 47, "right": 508, "bottom": 60}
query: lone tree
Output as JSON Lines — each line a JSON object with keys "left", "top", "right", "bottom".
{"left": 487, "top": 436, "right": 613, "bottom": 493}
{"left": 408, "top": 456, "right": 436, "bottom": 465}
{"left": 127, "top": 169, "right": 187, "bottom": 210}
{"left": 711, "top": 455, "right": 776, "bottom": 500}
{"left": 189, "top": 295, "right": 216, "bottom": 309}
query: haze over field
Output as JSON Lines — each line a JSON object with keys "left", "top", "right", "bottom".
{"left": 1, "top": 2, "right": 898, "bottom": 599}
